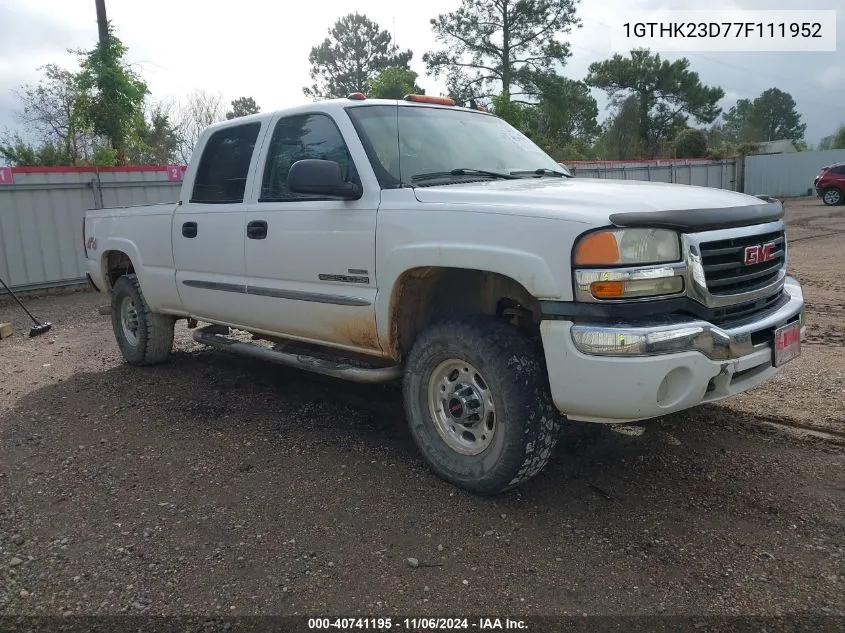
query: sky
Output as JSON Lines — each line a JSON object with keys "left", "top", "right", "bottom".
{"left": 0, "top": 0, "right": 843, "bottom": 147}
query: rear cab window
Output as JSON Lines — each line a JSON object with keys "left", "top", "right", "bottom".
{"left": 190, "top": 122, "right": 261, "bottom": 203}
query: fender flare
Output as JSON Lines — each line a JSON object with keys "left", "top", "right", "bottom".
{"left": 99, "top": 238, "right": 145, "bottom": 290}
{"left": 374, "top": 243, "right": 561, "bottom": 353}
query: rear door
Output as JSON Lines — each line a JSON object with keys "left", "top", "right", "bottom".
{"left": 173, "top": 120, "right": 266, "bottom": 325}
{"left": 239, "top": 110, "right": 382, "bottom": 352}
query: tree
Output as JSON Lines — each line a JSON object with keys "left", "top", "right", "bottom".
{"left": 304, "top": 13, "right": 413, "bottom": 99}
{"left": 490, "top": 93, "right": 526, "bottom": 130}
{"left": 819, "top": 125, "right": 845, "bottom": 150}
{"left": 369, "top": 68, "right": 424, "bottom": 99}
{"left": 674, "top": 128, "right": 708, "bottom": 158}
{"left": 8, "top": 64, "right": 90, "bottom": 164}
{"left": 722, "top": 98, "right": 757, "bottom": 142}
{"left": 748, "top": 88, "right": 805, "bottom": 142}
{"left": 591, "top": 95, "right": 647, "bottom": 160}
{"left": 133, "top": 103, "right": 180, "bottom": 164}
{"left": 0, "top": 134, "right": 75, "bottom": 166}
{"left": 424, "top": 0, "right": 580, "bottom": 104}
{"left": 520, "top": 74, "right": 599, "bottom": 155}
{"left": 174, "top": 90, "right": 226, "bottom": 163}
{"left": 722, "top": 88, "right": 806, "bottom": 143}
{"left": 586, "top": 49, "right": 724, "bottom": 158}
{"left": 74, "top": 23, "right": 149, "bottom": 163}
{"left": 226, "top": 97, "right": 261, "bottom": 120}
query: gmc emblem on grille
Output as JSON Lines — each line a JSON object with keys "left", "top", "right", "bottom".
{"left": 743, "top": 242, "right": 777, "bottom": 266}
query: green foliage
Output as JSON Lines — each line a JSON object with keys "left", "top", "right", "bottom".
{"left": 818, "top": 125, "right": 845, "bottom": 150}
{"left": 722, "top": 99, "right": 755, "bottom": 141}
{"left": 424, "top": 0, "right": 580, "bottom": 103}
{"left": 304, "top": 13, "right": 413, "bottom": 99}
{"left": 132, "top": 103, "right": 180, "bottom": 164}
{"left": 74, "top": 23, "right": 149, "bottom": 161}
{"left": 11, "top": 63, "right": 90, "bottom": 163}
{"left": 92, "top": 144, "right": 118, "bottom": 166}
{"left": 0, "top": 134, "right": 74, "bottom": 166}
{"left": 519, "top": 74, "right": 599, "bottom": 156}
{"left": 673, "top": 128, "right": 708, "bottom": 158}
{"left": 747, "top": 88, "right": 806, "bottom": 142}
{"left": 226, "top": 97, "right": 261, "bottom": 120}
{"left": 369, "top": 68, "right": 424, "bottom": 99}
{"left": 586, "top": 49, "right": 724, "bottom": 158}
{"left": 735, "top": 141, "right": 761, "bottom": 156}
{"left": 591, "top": 95, "right": 647, "bottom": 160}
{"left": 490, "top": 93, "right": 526, "bottom": 130}
{"left": 722, "top": 88, "right": 806, "bottom": 143}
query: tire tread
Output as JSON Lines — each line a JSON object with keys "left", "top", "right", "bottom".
{"left": 403, "top": 316, "right": 563, "bottom": 494}
{"left": 111, "top": 274, "right": 174, "bottom": 366}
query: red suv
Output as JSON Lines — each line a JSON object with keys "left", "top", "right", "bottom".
{"left": 815, "top": 162, "right": 845, "bottom": 205}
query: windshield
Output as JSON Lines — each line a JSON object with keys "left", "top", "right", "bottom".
{"left": 346, "top": 104, "right": 566, "bottom": 187}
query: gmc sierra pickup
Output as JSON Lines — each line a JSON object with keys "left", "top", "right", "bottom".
{"left": 84, "top": 93, "right": 805, "bottom": 494}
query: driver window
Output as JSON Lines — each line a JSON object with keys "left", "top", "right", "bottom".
{"left": 260, "top": 113, "right": 356, "bottom": 201}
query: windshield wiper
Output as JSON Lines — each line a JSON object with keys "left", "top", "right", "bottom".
{"left": 411, "top": 168, "right": 520, "bottom": 182}
{"left": 510, "top": 168, "right": 572, "bottom": 178}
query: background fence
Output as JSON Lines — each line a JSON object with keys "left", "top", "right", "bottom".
{"left": 566, "top": 159, "right": 738, "bottom": 191}
{"left": 743, "top": 148, "right": 845, "bottom": 198}
{"left": 1, "top": 152, "right": 826, "bottom": 293}
{"left": 0, "top": 166, "right": 182, "bottom": 291}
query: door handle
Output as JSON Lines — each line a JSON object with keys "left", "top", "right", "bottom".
{"left": 247, "top": 220, "right": 268, "bottom": 240}
{"left": 182, "top": 221, "right": 197, "bottom": 238}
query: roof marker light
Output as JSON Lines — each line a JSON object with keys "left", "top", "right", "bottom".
{"left": 403, "top": 94, "right": 456, "bottom": 106}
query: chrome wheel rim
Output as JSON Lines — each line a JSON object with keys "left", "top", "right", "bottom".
{"left": 120, "top": 295, "right": 140, "bottom": 347}
{"left": 427, "top": 359, "right": 496, "bottom": 456}
{"left": 824, "top": 189, "right": 840, "bottom": 205}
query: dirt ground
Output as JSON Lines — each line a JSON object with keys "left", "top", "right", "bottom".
{"left": 1, "top": 196, "right": 843, "bottom": 620}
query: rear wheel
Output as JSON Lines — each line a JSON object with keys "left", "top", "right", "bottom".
{"left": 822, "top": 188, "right": 842, "bottom": 206}
{"left": 402, "top": 317, "right": 563, "bottom": 495}
{"left": 110, "top": 274, "right": 174, "bottom": 365}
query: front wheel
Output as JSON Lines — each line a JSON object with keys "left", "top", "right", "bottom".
{"left": 110, "top": 274, "right": 174, "bottom": 366}
{"left": 402, "top": 317, "right": 563, "bottom": 495}
{"left": 822, "top": 188, "right": 842, "bottom": 206}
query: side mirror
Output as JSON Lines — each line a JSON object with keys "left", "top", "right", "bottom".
{"left": 287, "top": 159, "right": 362, "bottom": 200}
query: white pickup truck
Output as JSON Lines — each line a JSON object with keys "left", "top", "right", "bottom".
{"left": 84, "top": 94, "right": 805, "bottom": 494}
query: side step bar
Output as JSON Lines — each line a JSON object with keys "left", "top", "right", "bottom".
{"left": 192, "top": 325, "right": 403, "bottom": 384}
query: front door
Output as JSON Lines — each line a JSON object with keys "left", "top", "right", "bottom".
{"left": 240, "top": 111, "right": 381, "bottom": 353}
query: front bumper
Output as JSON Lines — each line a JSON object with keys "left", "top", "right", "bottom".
{"left": 540, "top": 277, "right": 805, "bottom": 424}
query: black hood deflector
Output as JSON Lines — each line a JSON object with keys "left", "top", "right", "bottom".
{"left": 608, "top": 201, "right": 784, "bottom": 233}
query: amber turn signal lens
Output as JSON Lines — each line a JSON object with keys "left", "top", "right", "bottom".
{"left": 574, "top": 231, "right": 620, "bottom": 266}
{"left": 590, "top": 281, "right": 625, "bottom": 298}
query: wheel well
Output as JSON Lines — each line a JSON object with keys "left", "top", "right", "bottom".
{"left": 388, "top": 267, "right": 541, "bottom": 361}
{"left": 103, "top": 251, "right": 135, "bottom": 289}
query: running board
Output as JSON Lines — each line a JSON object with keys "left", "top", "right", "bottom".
{"left": 192, "top": 326, "right": 403, "bottom": 384}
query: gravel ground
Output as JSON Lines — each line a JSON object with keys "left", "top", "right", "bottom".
{"left": 1, "top": 197, "right": 843, "bottom": 620}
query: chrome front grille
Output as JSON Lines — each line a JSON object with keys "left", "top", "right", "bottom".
{"left": 684, "top": 220, "right": 787, "bottom": 312}
{"left": 698, "top": 229, "right": 785, "bottom": 295}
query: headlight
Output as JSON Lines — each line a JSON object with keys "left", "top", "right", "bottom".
{"left": 574, "top": 229, "right": 681, "bottom": 266}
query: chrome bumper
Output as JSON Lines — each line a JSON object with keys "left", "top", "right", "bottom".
{"left": 570, "top": 276, "right": 804, "bottom": 361}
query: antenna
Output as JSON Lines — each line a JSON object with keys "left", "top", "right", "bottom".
{"left": 393, "top": 16, "right": 397, "bottom": 45}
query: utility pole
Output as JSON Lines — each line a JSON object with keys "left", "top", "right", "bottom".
{"left": 95, "top": 0, "right": 108, "bottom": 45}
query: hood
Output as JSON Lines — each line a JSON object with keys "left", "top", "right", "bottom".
{"left": 411, "top": 177, "right": 768, "bottom": 226}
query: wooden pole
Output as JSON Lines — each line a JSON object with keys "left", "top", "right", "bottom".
{"left": 95, "top": 0, "right": 108, "bottom": 44}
